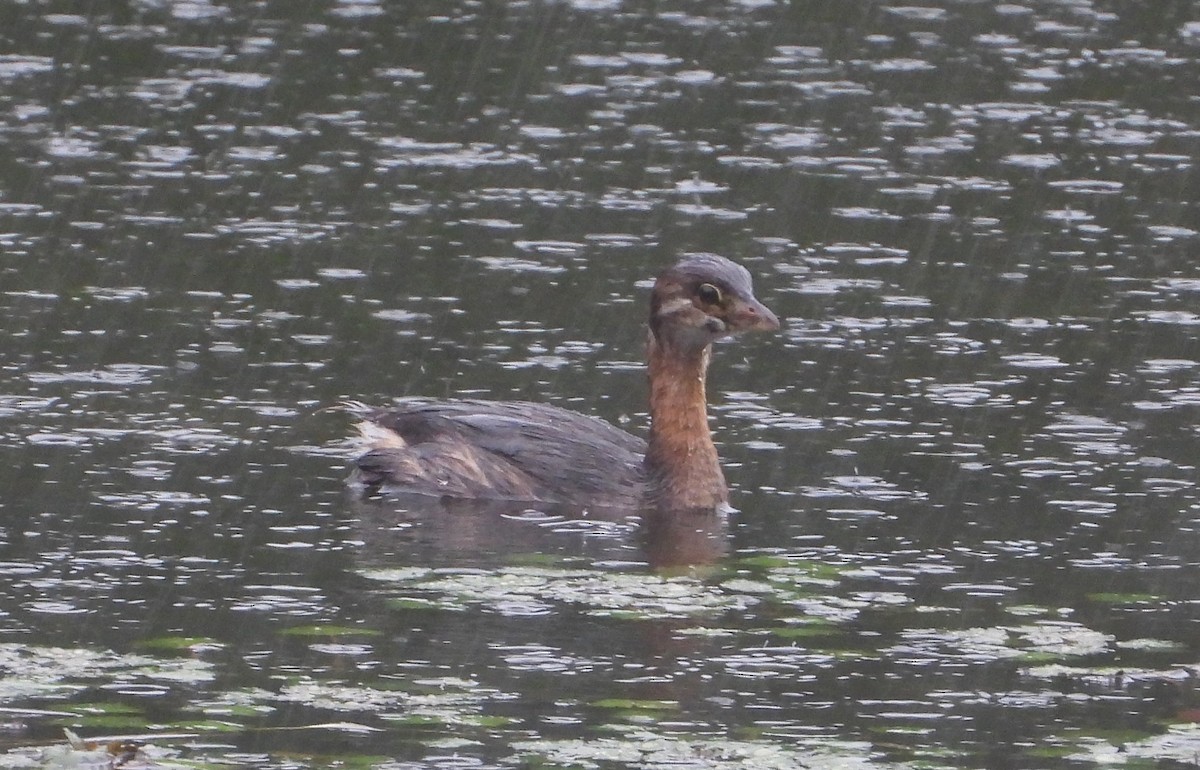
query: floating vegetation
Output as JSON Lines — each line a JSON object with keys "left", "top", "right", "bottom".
{"left": 1085, "top": 592, "right": 1164, "bottom": 605}
{"left": 1021, "top": 661, "right": 1200, "bottom": 690}
{"left": 1, "top": 725, "right": 388, "bottom": 770}
{"left": 361, "top": 556, "right": 906, "bottom": 627}
{"left": 888, "top": 622, "right": 1114, "bottom": 662}
{"left": 514, "top": 729, "right": 900, "bottom": 770}
{"left": 189, "top": 687, "right": 278, "bottom": 719}
{"left": 1115, "top": 638, "right": 1186, "bottom": 652}
{"left": 136, "top": 637, "right": 222, "bottom": 653}
{"left": 1069, "top": 724, "right": 1200, "bottom": 766}
{"left": 360, "top": 566, "right": 760, "bottom": 619}
{"left": 274, "top": 676, "right": 509, "bottom": 728}
{"left": 0, "top": 644, "right": 216, "bottom": 702}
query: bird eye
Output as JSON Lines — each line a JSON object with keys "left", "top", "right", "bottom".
{"left": 697, "top": 283, "right": 722, "bottom": 305}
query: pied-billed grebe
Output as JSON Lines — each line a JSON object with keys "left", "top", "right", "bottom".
{"left": 348, "top": 253, "right": 780, "bottom": 510}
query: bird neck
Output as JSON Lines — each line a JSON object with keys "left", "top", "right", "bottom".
{"left": 645, "top": 334, "right": 728, "bottom": 510}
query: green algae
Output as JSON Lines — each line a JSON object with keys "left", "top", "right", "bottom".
{"left": 137, "top": 637, "right": 223, "bottom": 653}
{"left": 1085, "top": 592, "right": 1164, "bottom": 605}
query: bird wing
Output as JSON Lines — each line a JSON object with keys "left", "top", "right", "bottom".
{"left": 359, "top": 399, "right": 647, "bottom": 506}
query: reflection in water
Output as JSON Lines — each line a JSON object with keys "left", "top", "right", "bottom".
{"left": 348, "top": 494, "right": 642, "bottom": 569}
{"left": 639, "top": 507, "right": 729, "bottom": 571}
{"left": 0, "top": 0, "right": 1199, "bottom": 768}
{"left": 349, "top": 494, "right": 730, "bottom": 572}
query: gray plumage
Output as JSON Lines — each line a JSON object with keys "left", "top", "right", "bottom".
{"left": 349, "top": 399, "right": 648, "bottom": 507}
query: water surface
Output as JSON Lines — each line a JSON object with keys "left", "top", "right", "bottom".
{"left": 1, "top": 1, "right": 1198, "bottom": 768}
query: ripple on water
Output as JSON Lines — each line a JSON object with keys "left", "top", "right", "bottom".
{"left": 670, "top": 202, "right": 749, "bottom": 220}
{"left": 753, "top": 125, "right": 827, "bottom": 153}
{"left": 95, "top": 490, "right": 211, "bottom": 509}
{"left": 513, "top": 240, "right": 587, "bottom": 256}
{"left": 43, "top": 136, "right": 106, "bottom": 160}
{"left": 802, "top": 475, "right": 928, "bottom": 502}
{"left": 128, "top": 77, "right": 194, "bottom": 103}
{"left": 24, "top": 601, "right": 89, "bottom": 616}
{"left": 1046, "top": 499, "right": 1119, "bottom": 516}
{"left": 824, "top": 243, "right": 909, "bottom": 266}
{"left": 1038, "top": 414, "right": 1132, "bottom": 458}
{"left": 1135, "top": 310, "right": 1200, "bottom": 326}
{"left": 214, "top": 219, "right": 337, "bottom": 244}
{"left": 0, "top": 396, "right": 58, "bottom": 418}
{"left": 1002, "top": 353, "right": 1068, "bottom": 369}
{"left": 308, "top": 643, "right": 374, "bottom": 657}
{"left": 85, "top": 286, "right": 150, "bottom": 302}
{"left": 1047, "top": 178, "right": 1125, "bottom": 195}
{"left": 170, "top": 0, "right": 231, "bottom": 20}
{"left": 316, "top": 267, "right": 367, "bottom": 280}
{"left": 1137, "top": 358, "right": 1198, "bottom": 374}
{"left": 492, "top": 643, "right": 612, "bottom": 674}
{"left": 0, "top": 55, "right": 55, "bottom": 78}
{"left": 476, "top": 257, "right": 567, "bottom": 274}
{"left": 789, "top": 277, "right": 885, "bottom": 296}
{"left": 26, "top": 364, "right": 165, "bottom": 387}
{"left": 147, "top": 425, "right": 243, "bottom": 454}
{"left": 714, "top": 647, "right": 836, "bottom": 679}
{"left": 375, "top": 141, "right": 537, "bottom": 171}
{"left": 329, "top": 0, "right": 384, "bottom": 19}
{"left": 228, "top": 585, "right": 330, "bottom": 618}
{"left": 1041, "top": 415, "right": 1126, "bottom": 440}
{"left": 1002, "top": 153, "right": 1061, "bottom": 170}
{"left": 922, "top": 382, "right": 1013, "bottom": 408}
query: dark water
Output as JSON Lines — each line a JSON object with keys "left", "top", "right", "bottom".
{"left": 1, "top": 1, "right": 1199, "bottom": 768}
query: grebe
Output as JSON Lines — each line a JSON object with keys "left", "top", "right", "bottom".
{"left": 349, "top": 254, "right": 780, "bottom": 510}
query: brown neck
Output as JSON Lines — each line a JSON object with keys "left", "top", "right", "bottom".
{"left": 644, "top": 334, "right": 727, "bottom": 510}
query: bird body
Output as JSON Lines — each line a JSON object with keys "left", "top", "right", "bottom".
{"left": 349, "top": 398, "right": 647, "bottom": 507}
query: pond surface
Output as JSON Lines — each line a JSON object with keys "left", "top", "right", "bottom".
{"left": 1, "top": 1, "right": 1199, "bottom": 768}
